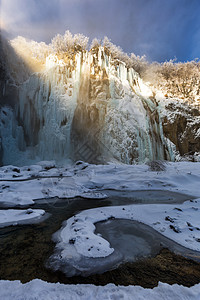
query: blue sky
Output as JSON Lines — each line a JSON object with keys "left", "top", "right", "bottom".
{"left": 1, "top": 0, "right": 200, "bottom": 62}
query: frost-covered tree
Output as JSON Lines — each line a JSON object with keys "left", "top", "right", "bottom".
{"left": 50, "top": 31, "right": 89, "bottom": 54}
{"left": 51, "top": 34, "right": 66, "bottom": 53}
{"left": 63, "top": 30, "right": 74, "bottom": 52}
{"left": 138, "top": 58, "right": 200, "bottom": 104}
{"left": 103, "top": 36, "right": 131, "bottom": 65}
{"left": 90, "top": 38, "right": 101, "bottom": 50}
{"left": 102, "top": 36, "right": 112, "bottom": 49}
{"left": 73, "top": 33, "right": 89, "bottom": 51}
{"left": 103, "top": 36, "right": 123, "bottom": 59}
{"left": 11, "top": 36, "right": 50, "bottom": 62}
{"left": 29, "top": 41, "right": 50, "bottom": 60}
{"left": 130, "top": 53, "right": 149, "bottom": 75}
{"left": 9, "top": 30, "right": 200, "bottom": 105}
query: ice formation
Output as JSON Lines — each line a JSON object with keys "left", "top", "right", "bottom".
{"left": 0, "top": 44, "right": 175, "bottom": 165}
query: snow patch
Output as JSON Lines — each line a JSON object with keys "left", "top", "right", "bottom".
{"left": 0, "top": 209, "right": 46, "bottom": 228}
{"left": 0, "top": 279, "right": 199, "bottom": 300}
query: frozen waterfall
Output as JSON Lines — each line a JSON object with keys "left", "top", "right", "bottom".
{"left": 0, "top": 46, "right": 174, "bottom": 165}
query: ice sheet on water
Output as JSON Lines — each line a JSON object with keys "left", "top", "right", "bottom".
{"left": 48, "top": 243, "right": 122, "bottom": 277}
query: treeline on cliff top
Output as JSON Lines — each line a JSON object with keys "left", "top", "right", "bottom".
{"left": 3, "top": 30, "right": 200, "bottom": 101}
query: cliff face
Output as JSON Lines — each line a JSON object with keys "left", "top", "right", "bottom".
{"left": 71, "top": 48, "right": 172, "bottom": 163}
{"left": 0, "top": 39, "right": 199, "bottom": 165}
{"left": 161, "top": 101, "right": 200, "bottom": 159}
{"left": 0, "top": 37, "right": 15, "bottom": 107}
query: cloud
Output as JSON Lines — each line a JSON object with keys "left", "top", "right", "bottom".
{"left": 1, "top": 0, "right": 200, "bottom": 62}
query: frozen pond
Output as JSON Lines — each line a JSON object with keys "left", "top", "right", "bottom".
{"left": 96, "top": 219, "right": 200, "bottom": 265}
{"left": 0, "top": 189, "right": 198, "bottom": 281}
{"left": 96, "top": 219, "right": 165, "bottom": 262}
{"left": 100, "top": 189, "right": 194, "bottom": 205}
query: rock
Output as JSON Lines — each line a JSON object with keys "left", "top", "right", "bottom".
{"left": 162, "top": 102, "right": 200, "bottom": 157}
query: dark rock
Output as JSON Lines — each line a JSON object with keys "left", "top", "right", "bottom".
{"left": 12, "top": 174, "right": 20, "bottom": 178}
{"left": 174, "top": 207, "right": 182, "bottom": 212}
{"left": 69, "top": 239, "right": 75, "bottom": 244}
{"left": 169, "top": 224, "right": 180, "bottom": 233}
{"left": 12, "top": 168, "right": 20, "bottom": 173}
{"left": 187, "top": 222, "right": 192, "bottom": 227}
{"left": 165, "top": 216, "right": 174, "bottom": 223}
{"left": 108, "top": 216, "right": 115, "bottom": 220}
{"left": 162, "top": 102, "right": 200, "bottom": 156}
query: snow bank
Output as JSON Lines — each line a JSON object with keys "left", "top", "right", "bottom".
{"left": 0, "top": 177, "right": 107, "bottom": 207}
{"left": 0, "top": 161, "right": 199, "bottom": 207}
{"left": 0, "top": 279, "right": 199, "bottom": 300}
{"left": 0, "top": 162, "right": 107, "bottom": 207}
{"left": 79, "top": 161, "right": 200, "bottom": 198}
{"left": 0, "top": 209, "right": 46, "bottom": 227}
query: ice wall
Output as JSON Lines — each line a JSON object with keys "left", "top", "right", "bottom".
{"left": 0, "top": 46, "right": 174, "bottom": 165}
{"left": 72, "top": 47, "right": 173, "bottom": 163}
{"left": 15, "top": 53, "right": 81, "bottom": 162}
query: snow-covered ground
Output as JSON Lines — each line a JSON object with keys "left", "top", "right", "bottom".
{"left": 0, "top": 161, "right": 107, "bottom": 207}
{"left": 0, "top": 160, "right": 199, "bottom": 228}
{"left": 0, "top": 208, "right": 46, "bottom": 227}
{"left": 0, "top": 160, "right": 200, "bottom": 298}
{"left": 0, "top": 279, "right": 200, "bottom": 300}
{"left": 0, "top": 160, "right": 199, "bottom": 207}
